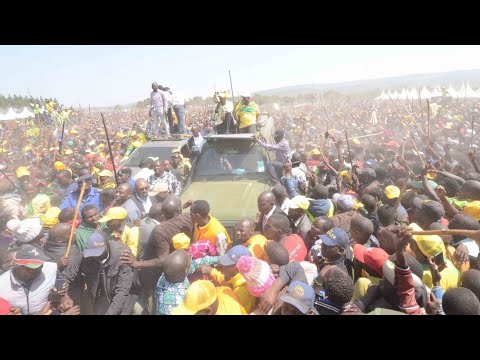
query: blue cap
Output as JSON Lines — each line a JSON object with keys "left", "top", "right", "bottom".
{"left": 218, "top": 245, "right": 251, "bottom": 266}
{"left": 320, "top": 227, "right": 349, "bottom": 249}
{"left": 84, "top": 231, "right": 108, "bottom": 258}
{"left": 280, "top": 281, "right": 315, "bottom": 314}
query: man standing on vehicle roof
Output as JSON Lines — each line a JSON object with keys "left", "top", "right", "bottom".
{"left": 235, "top": 92, "right": 260, "bottom": 134}
{"left": 214, "top": 91, "right": 235, "bottom": 134}
{"left": 149, "top": 82, "right": 170, "bottom": 138}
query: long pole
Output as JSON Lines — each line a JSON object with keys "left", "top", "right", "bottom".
{"left": 228, "top": 70, "right": 236, "bottom": 134}
{"left": 58, "top": 120, "right": 66, "bottom": 155}
{"left": 350, "top": 115, "right": 374, "bottom": 145}
{"left": 65, "top": 182, "right": 86, "bottom": 257}
{"left": 427, "top": 99, "right": 431, "bottom": 142}
{"left": 472, "top": 112, "right": 475, "bottom": 148}
{"left": 101, "top": 113, "right": 119, "bottom": 186}
{"left": 0, "top": 167, "right": 22, "bottom": 193}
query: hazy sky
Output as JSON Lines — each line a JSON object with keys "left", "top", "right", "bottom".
{"left": 1, "top": 45, "right": 480, "bottom": 107}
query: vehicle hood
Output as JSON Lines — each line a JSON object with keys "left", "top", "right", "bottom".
{"left": 181, "top": 179, "right": 270, "bottom": 222}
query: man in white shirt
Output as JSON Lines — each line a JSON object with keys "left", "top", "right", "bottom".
{"left": 213, "top": 91, "right": 235, "bottom": 134}
{"left": 0, "top": 244, "right": 57, "bottom": 315}
{"left": 162, "top": 86, "right": 174, "bottom": 135}
{"left": 172, "top": 90, "right": 187, "bottom": 135}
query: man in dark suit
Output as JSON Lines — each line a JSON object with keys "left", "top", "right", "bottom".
{"left": 255, "top": 191, "right": 291, "bottom": 235}
{"left": 187, "top": 125, "right": 206, "bottom": 157}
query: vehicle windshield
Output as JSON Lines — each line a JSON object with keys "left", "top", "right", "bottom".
{"left": 123, "top": 146, "right": 177, "bottom": 167}
{"left": 194, "top": 140, "right": 266, "bottom": 177}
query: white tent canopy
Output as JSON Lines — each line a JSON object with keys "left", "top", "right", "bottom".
{"left": 376, "top": 83, "right": 480, "bottom": 100}
{"left": 0, "top": 107, "right": 35, "bottom": 121}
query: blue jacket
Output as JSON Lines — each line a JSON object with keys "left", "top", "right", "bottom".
{"left": 281, "top": 176, "right": 299, "bottom": 198}
{"left": 60, "top": 187, "right": 102, "bottom": 215}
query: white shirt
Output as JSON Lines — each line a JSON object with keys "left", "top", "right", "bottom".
{"left": 162, "top": 90, "right": 173, "bottom": 109}
{"left": 262, "top": 205, "right": 277, "bottom": 230}
{"left": 172, "top": 92, "right": 185, "bottom": 106}
{"left": 193, "top": 134, "right": 206, "bottom": 153}
{"left": 281, "top": 198, "right": 292, "bottom": 214}
{"left": 0, "top": 261, "right": 57, "bottom": 315}
{"left": 214, "top": 101, "right": 234, "bottom": 125}
{"left": 133, "top": 168, "right": 155, "bottom": 182}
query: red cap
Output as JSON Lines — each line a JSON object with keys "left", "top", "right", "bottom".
{"left": 353, "top": 244, "right": 389, "bottom": 277}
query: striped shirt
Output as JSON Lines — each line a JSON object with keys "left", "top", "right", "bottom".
{"left": 150, "top": 90, "right": 167, "bottom": 112}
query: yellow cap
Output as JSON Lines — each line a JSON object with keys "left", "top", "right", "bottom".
{"left": 410, "top": 223, "right": 445, "bottom": 257}
{"left": 98, "top": 169, "right": 113, "bottom": 177}
{"left": 384, "top": 185, "right": 400, "bottom": 199}
{"left": 42, "top": 207, "right": 61, "bottom": 228}
{"left": 69, "top": 129, "right": 78, "bottom": 135}
{"left": 54, "top": 161, "right": 66, "bottom": 171}
{"left": 426, "top": 171, "right": 436, "bottom": 180}
{"left": 24, "top": 146, "right": 31, "bottom": 152}
{"left": 339, "top": 170, "right": 351, "bottom": 184}
{"left": 173, "top": 233, "right": 191, "bottom": 250}
{"left": 116, "top": 132, "right": 126, "bottom": 139}
{"left": 0, "top": 148, "right": 7, "bottom": 153}
{"left": 463, "top": 201, "right": 480, "bottom": 221}
{"left": 98, "top": 207, "right": 127, "bottom": 223}
{"left": 352, "top": 138, "right": 360, "bottom": 145}
{"left": 64, "top": 149, "right": 73, "bottom": 155}
{"left": 16, "top": 166, "right": 30, "bottom": 178}
{"left": 289, "top": 195, "right": 310, "bottom": 210}
{"left": 310, "top": 149, "right": 321, "bottom": 156}
{"left": 171, "top": 280, "right": 217, "bottom": 315}
{"left": 49, "top": 147, "right": 56, "bottom": 152}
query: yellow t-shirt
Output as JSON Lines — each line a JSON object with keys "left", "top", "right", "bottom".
{"left": 244, "top": 234, "right": 268, "bottom": 261}
{"left": 210, "top": 269, "right": 256, "bottom": 314}
{"left": 121, "top": 225, "right": 139, "bottom": 257}
{"left": 216, "top": 286, "right": 248, "bottom": 315}
{"left": 235, "top": 101, "right": 260, "bottom": 128}
{"left": 422, "top": 259, "right": 459, "bottom": 291}
{"left": 353, "top": 275, "right": 381, "bottom": 301}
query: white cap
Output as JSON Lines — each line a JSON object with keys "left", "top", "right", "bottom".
{"left": 240, "top": 91, "right": 251, "bottom": 98}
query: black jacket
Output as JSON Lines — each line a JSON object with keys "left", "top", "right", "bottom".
{"left": 255, "top": 206, "right": 290, "bottom": 233}
{"left": 61, "top": 241, "right": 136, "bottom": 315}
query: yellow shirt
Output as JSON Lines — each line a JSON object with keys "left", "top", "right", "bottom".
{"left": 216, "top": 286, "right": 248, "bottom": 315}
{"left": 235, "top": 101, "right": 260, "bottom": 128}
{"left": 353, "top": 275, "right": 381, "bottom": 301}
{"left": 121, "top": 225, "right": 139, "bottom": 257}
{"left": 210, "top": 269, "right": 256, "bottom": 314}
{"left": 244, "top": 234, "right": 268, "bottom": 261}
{"left": 193, "top": 216, "right": 231, "bottom": 252}
{"left": 422, "top": 259, "right": 459, "bottom": 291}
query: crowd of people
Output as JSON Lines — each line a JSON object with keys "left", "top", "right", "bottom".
{"left": 1, "top": 84, "right": 480, "bottom": 315}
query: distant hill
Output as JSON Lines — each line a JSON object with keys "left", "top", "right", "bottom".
{"left": 255, "top": 69, "right": 480, "bottom": 96}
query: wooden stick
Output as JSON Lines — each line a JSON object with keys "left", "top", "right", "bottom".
{"left": 65, "top": 182, "right": 86, "bottom": 257}
{"left": 410, "top": 138, "right": 426, "bottom": 166}
{"left": 408, "top": 229, "right": 480, "bottom": 242}
{"left": 427, "top": 99, "right": 431, "bottom": 142}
